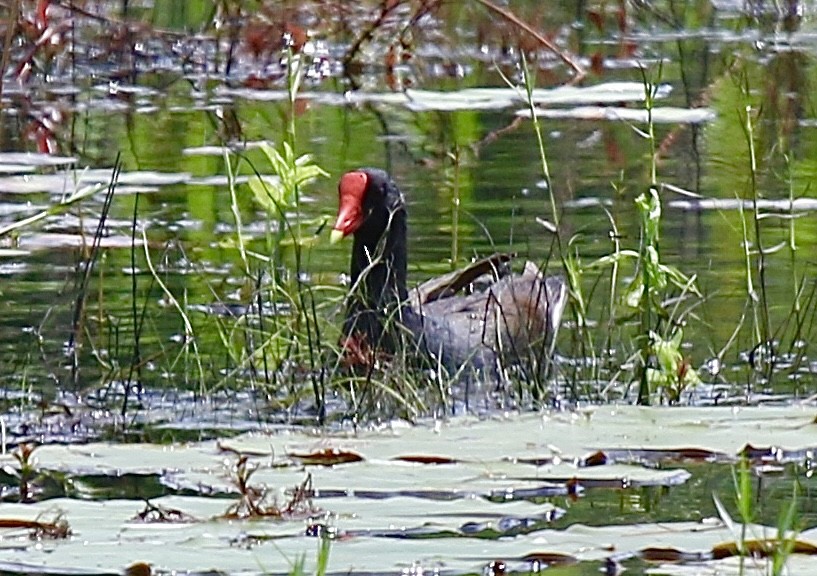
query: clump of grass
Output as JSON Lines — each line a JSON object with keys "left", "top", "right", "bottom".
{"left": 288, "top": 535, "right": 332, "bottom": 576}
{"left": 713, "top": 455, "right": 802, "bottom": 576}
{"left": 707, "top": 62, "right": 817, "bottom": 396}
{"left": 518, "top": 57, "right": 703, "bottom": 404}
{"left": 735, "top": 99, "right": 774, "bottom": 387}
{"left": 216, "top": 44, "right": 334, "bottom": 420}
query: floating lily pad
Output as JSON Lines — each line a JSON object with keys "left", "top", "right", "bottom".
{"left": 669, "top": 198, "right": 817, "bottom": 211}
{"left": 519, "top": 105, "right": 716, "bottom": 124}
{"left": 0, "top": 153, "right": 77, "bottom": 168}
{"left": 334, "top": 82, "right": 670, "bottom": 112}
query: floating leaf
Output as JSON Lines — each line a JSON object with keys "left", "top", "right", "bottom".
{"left": 520, "top": 552, "right": 578, "bottom": 566}
{"left": 288, "top": 448, "right": 364, "bottom": 466}
{"left": 640, "top": 546, "right": 698, "bottom": 562}
{"left": 580, "top": 450, "right": 608, "bottom": 467}
{"left": 711, "top": 539, "right": 817, "bottom": 560}
{"left": 519, "top": 105, "right": 716, "bottom": 124}
{"left": 393, "top": 455, "right": 459, "bottom": 465}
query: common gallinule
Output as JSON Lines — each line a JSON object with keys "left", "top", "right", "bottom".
{"left": 330, "top": 168, "right": 568, "bottom": 382}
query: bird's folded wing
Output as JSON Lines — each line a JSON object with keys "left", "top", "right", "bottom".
{"left": 408, "top": 252, "right": 514, "bottom": 307}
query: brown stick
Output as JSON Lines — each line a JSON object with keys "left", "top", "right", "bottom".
{"left": 472, "top": 0, "right": 585, "bottom": 80}
{"left": 473, "top": 115, "right": 525, "bottom": 152}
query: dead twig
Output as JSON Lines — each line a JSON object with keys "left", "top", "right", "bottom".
{"left": 0, "top": 516, "right": 71, "bottom": 539}
{"left": 472, "top": 0, "right": 585, "bottom": 81}
{"left": 472, "top": 115, "right": 525, "bottom": 153}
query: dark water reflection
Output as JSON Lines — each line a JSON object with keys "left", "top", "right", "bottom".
{"left": 0, "top": 0, "right": 816, "bottom": 411}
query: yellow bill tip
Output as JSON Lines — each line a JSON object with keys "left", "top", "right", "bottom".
{"left": 329, "top": 228, "right": 346, "bottom": 245}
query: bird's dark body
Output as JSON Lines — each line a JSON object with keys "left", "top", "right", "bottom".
{"left": 336, "top": 168, "right": 568, "bottom": 385}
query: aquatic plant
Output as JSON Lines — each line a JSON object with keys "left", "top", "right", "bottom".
{"left": 713, "top": 455, "right": 803, "bottom": 576}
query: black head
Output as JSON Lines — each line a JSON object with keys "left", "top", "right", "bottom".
{"left": 331, "top": 168, "right": 405, "bottom": 248}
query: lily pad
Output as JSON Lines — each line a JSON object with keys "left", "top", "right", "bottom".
{"left": 519, "top": 105, "right": 716, "bottom": 124}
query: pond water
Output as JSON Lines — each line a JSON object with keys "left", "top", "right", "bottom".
{"left": 2, "top": 1, "right": 816, "bottom": 405}
{"left": 1, "top": 1, "right": 817, "bottom": 574}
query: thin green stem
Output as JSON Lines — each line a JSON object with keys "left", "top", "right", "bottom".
{"left": 226, "top": 150, "right": 250, "bottom": 276}
{"left": 744, "top": 105, "right": 770, "bottom": 346}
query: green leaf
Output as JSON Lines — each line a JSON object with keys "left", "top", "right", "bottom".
{"left": 587, "top": 250, "right": 639, "bottom": 268}
{"left": 280, "top": 234, "right": 321, "bottom": 248}
{"left": 651, "top": 330, "right": 681, "bottom": 375}
{"left": 292, "top": 158, "right": 329, "bottom": 186}
{"left": 247, "top": 175, "right": 288, "bottom": 215}
{"left": 249, "top": 143, "right": 329, "bottom": 217}
{"left": 636, "top": 188, "right": 661, "bottom": 242}
{"left": 625, "top": 283, "right": 643, "bottom": 308}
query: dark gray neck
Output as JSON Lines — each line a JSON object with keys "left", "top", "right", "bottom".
{"left": 343, "top": 208, "right": 414, "bottom": 347}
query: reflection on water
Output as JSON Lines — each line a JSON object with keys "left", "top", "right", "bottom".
{"left": 1, "top": 3, "right": 817, "bottom": 576}
{"left": 0, "top": 0, "right": 815, "bottom": 410}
